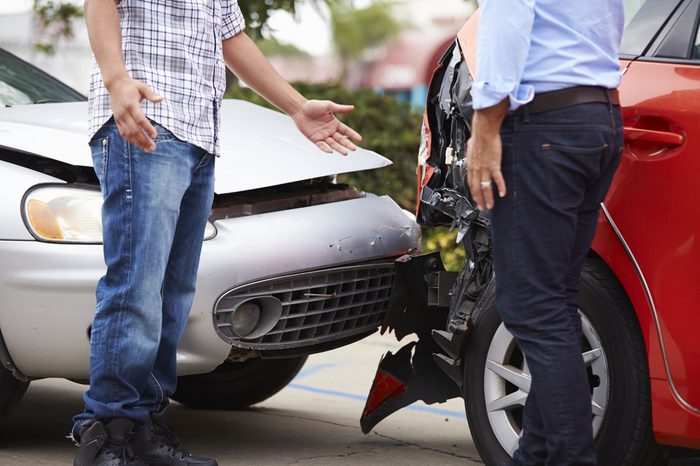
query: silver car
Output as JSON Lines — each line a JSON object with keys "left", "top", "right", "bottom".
{"left": 0, "top": 48, "right": 420, "bottom": 415}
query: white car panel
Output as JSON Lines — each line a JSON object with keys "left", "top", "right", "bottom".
{"left": 215, "top": 101, "right": 392, "bottom": 192}
{"left": 0, "top": 160, "right": 63, "bottom": 240}
{"left": 0, "top": 195, "right": 420, "bottom": 378}
{"left": 0, "top": 100, "right": 392, "bottom": 194}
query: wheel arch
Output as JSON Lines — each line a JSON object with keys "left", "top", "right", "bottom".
{"left": 589, "top": 212, "right": 663, "bottom": 380}
{"left": 0, "top": 327, "right": 30, "bottom": 382}
{"left": 591, "top": 209, "right": 700, "bottom": 448}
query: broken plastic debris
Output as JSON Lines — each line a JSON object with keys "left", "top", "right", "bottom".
{"left": 445, "top": 147, "right": 455, "bottom": 165}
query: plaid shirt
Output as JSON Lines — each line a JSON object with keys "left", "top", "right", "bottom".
{"left": 88, "top": 0, "right": 246, "bottom": 155}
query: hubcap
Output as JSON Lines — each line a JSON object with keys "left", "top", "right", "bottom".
{"left": 483, "top": 312, "right": 609, "bottom": 455}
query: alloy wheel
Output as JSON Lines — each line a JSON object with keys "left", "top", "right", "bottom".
{"left": 482, "top": 312, "right": 609, "bottom": 454}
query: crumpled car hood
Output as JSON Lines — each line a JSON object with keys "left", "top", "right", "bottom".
{"left": 0, "top": 100, "right": 392, "bottom": 193}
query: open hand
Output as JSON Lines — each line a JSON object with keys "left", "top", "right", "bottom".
{"left": 291, "top": 100, "right": 363, "bottom": 155}
{"left": 107, "top": 76, "right": 163, "bottom": 152}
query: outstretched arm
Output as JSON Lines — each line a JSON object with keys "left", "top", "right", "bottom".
{"left": 222, "top": 32, "right": 362, "bottom": 155}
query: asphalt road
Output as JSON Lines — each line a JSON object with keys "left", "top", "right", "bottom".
{"left": 1, "top": 332, "right": 698, "bottom": 466}
{"left": 0, "top": 333, "right": 479, "bottom": 465}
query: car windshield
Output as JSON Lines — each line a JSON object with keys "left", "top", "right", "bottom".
{"left": 0, "top": 49, "right": 85, "bottom": 106}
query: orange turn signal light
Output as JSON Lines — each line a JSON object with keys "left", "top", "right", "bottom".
{"left": 26, "top": 198, "right": 64, "bottom": 240}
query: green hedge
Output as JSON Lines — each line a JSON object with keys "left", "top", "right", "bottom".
{"left": 226, "top": 83, "right": 419, "bottom": 210}
{"left": 225, "top": 83, "right": 465, "bottom": 270}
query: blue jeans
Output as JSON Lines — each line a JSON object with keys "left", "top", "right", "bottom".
{"left": 491, "top": 101, "right": 623, "bottom": 465}
{"left": 73, "top": 120, "right": 215, "bottom": 435}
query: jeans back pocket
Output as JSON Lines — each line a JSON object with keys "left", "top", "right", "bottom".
{"left": 541, "top": 143, "right": 608, "bottom": 208}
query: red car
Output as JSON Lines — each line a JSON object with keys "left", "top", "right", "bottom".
{"left": 360, "top": 1, "right": 700, "bottom": 464}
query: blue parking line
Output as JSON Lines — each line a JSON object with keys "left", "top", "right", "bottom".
{"left": 293, "top": 363, "right": 338, "bottom": 381}
{"left": 287, "top": 382, "right": 466, "bottom": 419}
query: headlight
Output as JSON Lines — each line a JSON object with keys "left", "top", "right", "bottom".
{"left": 23, "top": 186, "right": 103, "bottom": 243}
{"left": 23, "top": 184, "right": 217, "bottom": 243}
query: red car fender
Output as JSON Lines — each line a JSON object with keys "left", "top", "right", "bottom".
{"left": 651, "top": 379, "right": 700, "bottom": 449}
{"left": 592, "top": 211, "right": 700, "bottom": 449}
{"left": 591, "top": 212, "right": 665, "bottom": 380}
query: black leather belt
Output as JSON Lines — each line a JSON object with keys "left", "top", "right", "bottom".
{"left": 509, "top": 86, "right": 620, "bottom": 116}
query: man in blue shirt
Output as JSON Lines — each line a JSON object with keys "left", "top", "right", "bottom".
{"left": 466, "top": 1, "right": 624, "bottom": 464}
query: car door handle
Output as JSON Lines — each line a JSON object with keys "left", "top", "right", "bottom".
{"left": 623, "top": 127, "right": 684, "bottom": 147}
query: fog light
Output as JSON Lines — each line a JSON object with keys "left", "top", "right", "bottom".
{"left": 231, "top": 301, "right": 262, "bottom": 337}
{"left": 219, "top": 296, "right": 283, "bottom": 341}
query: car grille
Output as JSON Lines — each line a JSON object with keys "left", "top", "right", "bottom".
{"left": 214, "top": 262, "right": 395, "bottom": 350}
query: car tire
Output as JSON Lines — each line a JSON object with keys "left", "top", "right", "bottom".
{"left": 463, "top": 257, "right": 668, "bottom": 466}
{"left": 0, "top": 365, "right": 29, "bottom": 417}
{"left": 172, "top": 356, "right": 307, "bottom": 410}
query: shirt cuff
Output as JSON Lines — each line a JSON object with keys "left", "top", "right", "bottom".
{"left": 471, "top": 81, "right": 535, "bottom": 111}
{"left": 222, "top": 2, "right": 246, "bottom": 40}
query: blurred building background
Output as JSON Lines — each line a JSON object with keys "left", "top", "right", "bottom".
{"left": 0, "top": 0, "right": 473, "bottom": 106}
{"left": 368, "top": 0, "right": 471, "bottom": 107}
{"left": 0, "top": 0, "right": 91, "bottom": 92}
{"left": 266, "top": 0, "right": 473, "bottom": 108}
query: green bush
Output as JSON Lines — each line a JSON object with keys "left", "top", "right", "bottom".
{"left": 226, "top": 83, "right": 420, "bottom": 210}
{"left": 422, "top": 228, "right": 467, "bottom": 272}
{"left": 225, "top": 83, "right": 465, "bottom": 270}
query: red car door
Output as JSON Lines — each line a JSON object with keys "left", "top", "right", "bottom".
{"left": 601, "top": 0, "right": 700, "bottom": 409}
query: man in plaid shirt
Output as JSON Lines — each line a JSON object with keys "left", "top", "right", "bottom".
{"left": 73, "top": 1, "right": 362, "bottom": 465}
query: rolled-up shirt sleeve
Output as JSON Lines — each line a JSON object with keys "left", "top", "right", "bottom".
{"left": 222, "top": 0, "right": 246, "bottom": 40}
{"left": 472, "top": 0, "right": 536, "bottom": 110}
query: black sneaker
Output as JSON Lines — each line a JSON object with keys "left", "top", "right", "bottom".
{"left": 74, "top": 418, "right": 148, "bottom": 466}
{"left": 133, "top": 408, "right": 217, "bottom": 466}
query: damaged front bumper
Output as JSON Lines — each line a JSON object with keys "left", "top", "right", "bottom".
{"left": 360, "top": 215, "right": 494, "bottom": 433}
{"left": 359, "top": 32, "right": 496, "bottom": 433}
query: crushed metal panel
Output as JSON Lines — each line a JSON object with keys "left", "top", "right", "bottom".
{"left": 360, "top": 29, "right": 500, "bottom": 432}
{"left": 216, "top": 100, "right": 392, "bottom": 193}
{"left": 0, "top": 101, "right": 394, "bottom": 195}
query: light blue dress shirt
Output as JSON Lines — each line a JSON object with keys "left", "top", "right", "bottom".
{"left": 472, "top": 0, "right": 624, "bottom": 111}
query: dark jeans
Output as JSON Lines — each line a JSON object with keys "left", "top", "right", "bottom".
{"left": 72, "top": 120, "right": 215, "bottom": 437}
{"left": 491, "top": 101, "right": 623, "bottom": 465}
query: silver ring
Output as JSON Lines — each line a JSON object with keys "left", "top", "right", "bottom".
{"left": 480, "top": 180, "right": 491, "bottom": 188}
